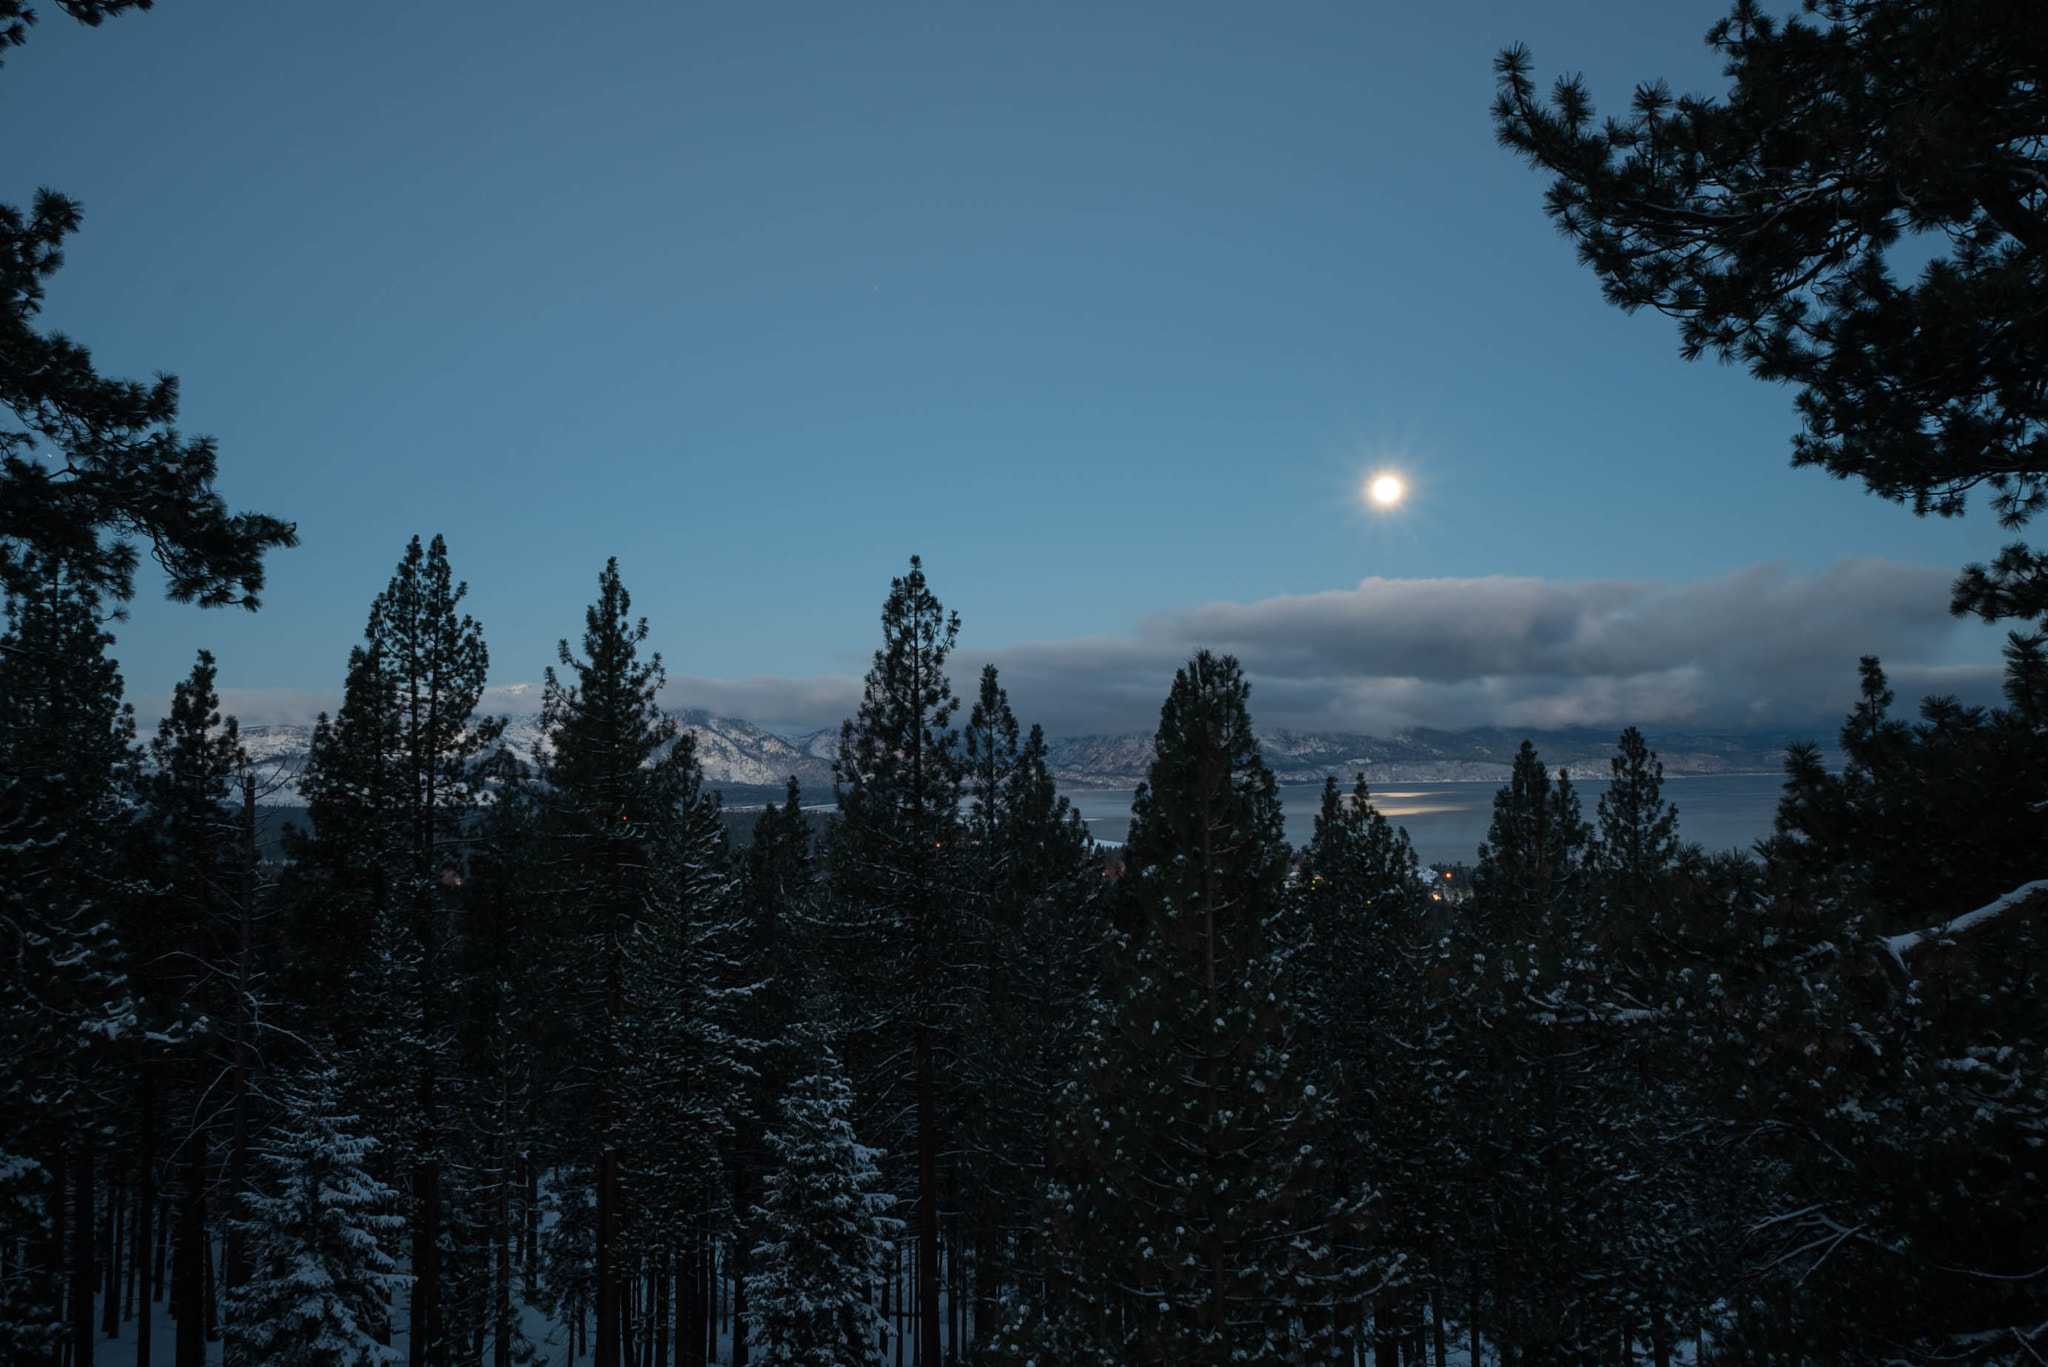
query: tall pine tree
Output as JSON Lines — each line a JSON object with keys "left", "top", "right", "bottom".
{"left": 827, "top": 555, "right": 963, "bottom": 1367}
{"left": 1031, "top": 651, "right": 1377, "bottom": 1366}
{"left": 0, "top": 561, "right": 137, "bottom": 1365}
{"left": 538, "top": 557, "right": 703, "bottom": 1367}
{"left": 1293, "top": 776, "right": 1443, "bottom": 1362}
{"left": 284, "top": 534, "right": 498, "bottom": 1367}
{"left": 957, "top": 665, "right": 1102, "bottom": 1327}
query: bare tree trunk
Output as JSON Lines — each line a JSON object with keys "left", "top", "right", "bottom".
{"left": 411, "top": 1157, "right": 442, "bottom": 1367}
{"left": 226, "top": 778, "right": 258, "bottom": 1296}
{"left": 595, "top": 1147, "right": 619, "bottom": 1367}
{"left": 653, "top": 1258, "right": 668, "bottom": 1367}
{"left": 173, "top": 1145, "right": 205, "bottom": 1367}
{"left": 523, "top": 1156, "right": 538, "bottom": 1299}
{"left": 71, "top": 1152, "right": 94, "bottom": 1367}
{"left": 916, "top": 1024, "right": 940, "bottom": 1367}
{"left": 101, "top": 1169, "right": 121, "bottom": 1337}
{"left": 152, "top": 1194, "right": 167, "bottom": 1304}
{"left": 494, "top": 1135, "right": 512, "bottom": 1367}
{"left": 620, "top": 1265, "right": 636, "bottom": 1367}
{"left": 732, "top": 1237, "right": 748, "bottom": 1367}
{"left": 202, "top": 1205, "right": 219, "bottom": 1343}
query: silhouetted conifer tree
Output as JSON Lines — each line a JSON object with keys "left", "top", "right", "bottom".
{"left": 958, "top": 665, "right": 1102, "bottom": 1326}
{"left": 1026, "top": 651, "right": 1377, "bottom": 1366}
{"left": 1293, "top": 776, "right": 1442, "bottom": 1361}
{"left": 827, "top": 556, "right": 963, "bottom": 1367}
{"left": 538, "top": 557, "right": 713, "bottom": 1367}
{"left": 1443, "top": 742, "right": 1619, "bottom": 1360}
{"left": 0, "top": 562, "right": 137, "bottom": 1364}
{"left": 1494, "top": 0, "right": 2048, "bottom": 620}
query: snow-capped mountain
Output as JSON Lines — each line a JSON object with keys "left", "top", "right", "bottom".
{"left": 212, "top": 713, "right": 1817, "bottom": 806}
{"left": 221, "top": 711, "right": 840, "bottom": 805}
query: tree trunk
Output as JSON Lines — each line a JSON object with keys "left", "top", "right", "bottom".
{"left": 523, "top": 1155, "right": 538, "bottom": 1298}
{"left": 620, "top": 1268, "right": 636, "bottom": 1367}
{"left": 494, "top": 1148, "right": 512, "bottom": 1367}
{"left": 732, "top": 1240, "right": 748, "bottom": 1367}
{"left": 173, "top": 1146, "right": 205, "bottom": 1367}
{"left": 653, "top": 1260, "right": 668, "bottom": 1367}
{"left": 596, "top": 1147, "right": 619, "bottom": 1367}
{"left": 71, "top": 1151, "right": 94, "bottom": 1367}
{"left": 101, "top": 1170, "right": 121, "bottom": 1337}
{"left": 152, "top": 1195, "right": 167, "bottom": 1303}
{"left": 202, "top": 1203, "right": 218, "bottom": 1343}
{"left": 411, "top": 1156, "right": 442, "bottom": 1367}
{"left": 879, "top": 1254, "right": 890, "bottom": 1363}
{"left": 917, "top": 1023, "right": 940, "bottom": 1367}
{"left": 226, "top": 777, "right": 258, "bottom": 1295}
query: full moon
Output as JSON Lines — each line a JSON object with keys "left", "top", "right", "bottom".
{"left": 1368, "top": 474, "right": 1406, "bottom": 507}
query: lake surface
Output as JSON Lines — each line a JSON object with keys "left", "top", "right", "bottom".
{"left": 1066, "top": 773, "right": 1791, "bottom": 866}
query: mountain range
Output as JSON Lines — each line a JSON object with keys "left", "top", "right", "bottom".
{"left": 230, "top": 711, "right": 1829, "bottom": 806}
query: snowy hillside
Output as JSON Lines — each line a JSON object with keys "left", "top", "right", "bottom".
{"left": 210, "top": 711, "right": 840, "bottom": 804}
{"left": 211, "top": 711, "right": 1818, "bottom": 804}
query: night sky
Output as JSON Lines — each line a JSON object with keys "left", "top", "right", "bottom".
{"left": 5, "top": 1, "right": 2014, "bottom": 736}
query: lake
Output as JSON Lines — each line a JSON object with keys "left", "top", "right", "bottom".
{"left": 1065, "top": 772, "right": 1792, "bottom": 866}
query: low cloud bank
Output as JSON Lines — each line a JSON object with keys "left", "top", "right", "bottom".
{"left": 151, "top": 559, "right": 1999, "bottom": 739}
{"left": 666, "top": 558, "right": 1998, "bottom": 737}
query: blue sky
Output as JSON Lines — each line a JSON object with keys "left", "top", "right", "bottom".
{"left": 4, "top": 1, "right": 2016, "bottom": 735}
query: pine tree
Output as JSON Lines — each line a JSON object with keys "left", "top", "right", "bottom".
{"left": 538, "top": 557, "right": 701, "bottom": 1367}
{"left": 375, "top": 534, "right": 498, "bottom": 1367}
{"left": 725, "top": 780, "right": 824, "bottom": 1359}
{"left": 223, "top": 1073, "right": 407, "bottom": 1367}
{"left": 0, "top": 561, "right": 139, "bottom": 1364}
{"left": 826, "top": 555, "right": 964, "bottom": 1367}
{"left": 616, "top": 742, "right": 743, "bottom": 1361}
{"left": 1034, "top": 651, "right": 1376, "bottom": 1366}
{"left": 0, "top": 200, "right": 296, "bottom": 608}
{"left": 447, "top": 758, "right": 550, "bottom": 1367}
{"left": 1442, "top": 741, "right": 1622, "bottom": 1360}
{"left": 123, "top": 649, "right": 255, "bottom": 1367}
{"left": 957, "top": 666, "right": 1102, "bottom": 1322}
{"left": 3, "top": 5, "right": 296, "bottom": 607}
{"left": 740, "top": 779, "right": 821, "bottom": 1093}
{"left": 1714, "top": 643, "right": 2048, "bottom": 1361}
{"left": 745, "top": 1044, "right": 900, "bottom": 1367}
{"left": 1494, "top": 0, "right": 2048, "bottom": 620}
{"left": 1585, "top": 729, "right": 1711, "bottom": 1361}
{"left": 1292, "top": 776, "right": 1443, "bottom": 1362}
{"left": 128, "top": 650, "right": 247, "bottom": 1026}
{"left": 282, "top": 535, "right": 499, "bottom": 1367}
{"left": 0, "top": 561, "right": 139, "bottom": 1360}
{"left": 285, "top": 641, "right": 402, "bottom": 1032}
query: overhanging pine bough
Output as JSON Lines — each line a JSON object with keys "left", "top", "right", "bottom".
{"left": 1492, "top": 0, "right": 2048, "bottom": 620}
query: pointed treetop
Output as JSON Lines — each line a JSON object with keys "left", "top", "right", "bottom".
{"left": 1126, "top": 649, "right": 1285, "bottom": 879}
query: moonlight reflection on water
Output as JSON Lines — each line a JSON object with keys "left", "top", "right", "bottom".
{"left": 1067, "top": 773, "right": 1788, "bottom": 864}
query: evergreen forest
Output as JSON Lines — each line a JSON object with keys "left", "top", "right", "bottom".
{"left": 6, "top": 2, "right": 2048, "bottom": 1365}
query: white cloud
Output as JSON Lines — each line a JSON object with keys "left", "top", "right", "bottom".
{"left": 155, "top": 559, "right": 1996, "bottom": 740}
{"left": 977, "top": 558, "right": 1982, "bottom": 736}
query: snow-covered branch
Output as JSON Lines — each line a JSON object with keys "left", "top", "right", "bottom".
{"left": 1881, "top": 880, "right": 2048, "bottom": 967}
